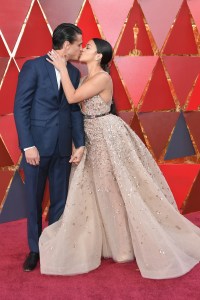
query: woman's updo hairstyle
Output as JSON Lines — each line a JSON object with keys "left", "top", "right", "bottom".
{"left": 93, "top": 38, "right": 117, "bottom": 115}
{"left": 92, "top": 38, "right": 113, "bottom": 72}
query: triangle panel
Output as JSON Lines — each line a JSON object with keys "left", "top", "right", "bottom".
{"left": 139, "top": 59, "right": 176, "bottom": 112}
{"left": 110, "top": 62, "right": 132, "bottom": 111}
{"left": 0, "top": 57, "right": 9, "bottom": 83}
{"left": 77, "top": 0, "right": 102, "bottom": 47}
{"left": 15, "top": 1, "right": 52, "bottom": 57}
{"left": 0, "top": 115, "right": 21, "bottom": 165}
{"left": 0, "top": 137, "right": 13, "bottom": 167}
{"left": 0, "top": 0, "right": 32, "bottom": 51}
{"left": 90, "top": 0, "right": 133, "bottom": 47}
{"left": 162, "top": 1, "right": 198, "bottom": 55}
{"left": 0, "top": 171, "right": 27, "bottom": 223}
{"left": 130, "top": 113, "right": 146, "bottom": 146}
{"left": 71, "top": 61, "right": 87, "bottom": 78}
{"left": 40, "top": 0, "right": 84, "bottom": 31}
{"left": 159, "top": 164, "right": 200, "bottom": 209}
{"left": 139, "top": 112, "right": 179, "bottom": 159}
{"left": 184, "top": 112, "right": 200, "bottom": 153}
{"left": 163, "top": 57, "right": 200, "bottom": 107}
{"left": 114, "top": 56, "right": 158, "bottom": 108}
{"left": 164, "top": 112, "right": 196, "bottom": 160}
{"left": 182, "top": 171, "right": 200, "bottom": 214}
{"left": 138, "top": 0, "right": 183, "bottom": 49}
{"left": 187, "top": 0, "right": 200, "bottom": 34}
{"left": 116, "top": 0, "right": 155, "bottom": 56}
{"left": 0, "top": 170, "right": 14, "bottom": 209}
{"left": 0, "top": 35, "right": 9, "bottom": 57}
{"left": 186, "top": 74, "right": 200, "bottom": 111}
{"left": 0, "top": 59, "right": 19, "bottom": 115}
{"left": 118, "top": 111, "right": 134, "bottom": 126}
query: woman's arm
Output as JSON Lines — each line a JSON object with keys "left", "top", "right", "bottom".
{"left": 47, "top": 51, "right": 110, "bottom": 103}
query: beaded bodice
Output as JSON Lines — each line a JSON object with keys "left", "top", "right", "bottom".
{"left": 81, "top": 95, "right": 111, "bottom": 117}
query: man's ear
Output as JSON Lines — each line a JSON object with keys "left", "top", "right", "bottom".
{"left": 63, "top": 40, "right": 70, "bottom": 50}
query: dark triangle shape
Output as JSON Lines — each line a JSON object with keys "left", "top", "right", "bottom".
{"left": 164, "top": 111, "right": 195, "bottom": 160}
{"left": 181, "top": 171, "right": 200, "bottom": 214}
{"left": 130, "top": 113, "right": 146, "bottom": 146}
{"left": 0, "top": 172, "right": 27, "bottom": 223}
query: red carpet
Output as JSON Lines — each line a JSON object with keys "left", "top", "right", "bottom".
{"left": 1, "top": 213, "right": 200, "bottom": 300}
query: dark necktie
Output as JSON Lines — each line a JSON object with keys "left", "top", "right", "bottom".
{"left": 58, "top": 81, "right": 63, "bottom": 103}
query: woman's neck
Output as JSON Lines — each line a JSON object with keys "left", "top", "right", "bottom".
{"left": 87, "top": 63, "right": 103, "bottom": 78}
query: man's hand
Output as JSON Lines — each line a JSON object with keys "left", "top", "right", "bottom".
{"left": 25, "top": 147, "right": 40, "bottom": 165}
{"left": 69, "top": 146, "right": 85, "bottom": 165}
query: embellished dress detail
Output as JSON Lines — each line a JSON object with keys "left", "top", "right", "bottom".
{"left": 39, "top": 94, "right": 200, "bottom": 279}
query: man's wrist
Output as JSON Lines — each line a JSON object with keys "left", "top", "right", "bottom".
{"left": 24, "top": 146, "right": 35, "bottom": 151}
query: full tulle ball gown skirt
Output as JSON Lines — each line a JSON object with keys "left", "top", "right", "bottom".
{"left": 39, "top": 94, "right": 200, "bottom": 279}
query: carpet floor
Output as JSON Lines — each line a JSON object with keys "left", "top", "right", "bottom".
{"left": 1, "top": 212, "right": 200, "bottom": 300}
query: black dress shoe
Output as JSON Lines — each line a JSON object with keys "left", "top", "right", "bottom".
{"left": 23, "top": 252, "right": 39, "bottom": 272}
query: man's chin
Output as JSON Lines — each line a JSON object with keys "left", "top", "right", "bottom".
{"left": 70, "top": 55, "right": 80, "bottom": 61}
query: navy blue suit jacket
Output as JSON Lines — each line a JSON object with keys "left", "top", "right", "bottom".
{"left": 14, "top": 55, "right": 85, "bottom": 156}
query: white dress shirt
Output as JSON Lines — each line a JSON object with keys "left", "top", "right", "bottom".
{"left": 55, "top": 67, "right": 61, "bottom": 89}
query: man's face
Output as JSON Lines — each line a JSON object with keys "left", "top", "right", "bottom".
{"left": 65, "top": 34, "right": 83, "bottom": 60}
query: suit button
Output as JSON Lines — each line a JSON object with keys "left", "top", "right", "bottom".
{"left": 56, "top": 123, "right": 58, "bottom": 126}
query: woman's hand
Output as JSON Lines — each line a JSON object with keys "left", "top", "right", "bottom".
{"left": 46, "top": 50, "right": 66, "bottom": 72}
{"left": 69, "top": 146, "right": 85, "bottom": 165}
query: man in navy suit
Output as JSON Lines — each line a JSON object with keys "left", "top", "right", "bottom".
{"left": 14, "top": 23, "right": 85, "bottom": 271}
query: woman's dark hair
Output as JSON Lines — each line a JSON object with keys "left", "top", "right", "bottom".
{"left": 92, "top": 38, "right": 113, "bottom": 72}
{"left": 110, "top": 100, "right": 117, "bottom": 115}
{"left": 52, "top": 23, "right": 82, "bottom": 50}
{"left": 92, "top": 38, "right": 117, "bottom": 115}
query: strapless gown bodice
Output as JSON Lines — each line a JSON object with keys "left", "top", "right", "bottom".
{"left": 81, "top": 94, "right": 111, "bottom": 117}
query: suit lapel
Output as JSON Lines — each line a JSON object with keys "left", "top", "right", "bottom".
{"left": 44, "top": 56, "right": 74, "bottom": 105}
{"left": 59, "top": 64, "right": 73, "bottom": 105}
{"left": 44, "top": 55, "right": 59, "bottom": 97}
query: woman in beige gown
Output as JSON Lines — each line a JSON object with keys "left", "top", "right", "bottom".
{"left": 39, "top": 38, "right": 200, "bottom": 279}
